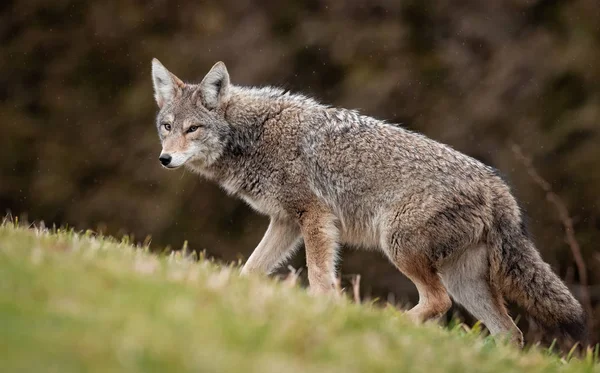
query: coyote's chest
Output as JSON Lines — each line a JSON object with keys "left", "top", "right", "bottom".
{"left": 239, "top": 192, "right": 287, "bottom": 218}
{"left": 219, "top": 175, "right": 285, "bottom": 218}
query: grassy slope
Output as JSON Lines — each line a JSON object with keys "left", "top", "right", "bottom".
{"left": 0, "top": 224, "right": 597, "bottom": 373}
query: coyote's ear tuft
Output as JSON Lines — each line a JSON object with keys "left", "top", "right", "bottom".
{"left": 198, "top": 61, "right": 230, "bottom": 110}
{"left": 152, "top": 58, "right": 184, "bottom": 108}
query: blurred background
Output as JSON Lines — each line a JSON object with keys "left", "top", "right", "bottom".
{"left": 1, "top": 0, "right": 599, "bottom": 343}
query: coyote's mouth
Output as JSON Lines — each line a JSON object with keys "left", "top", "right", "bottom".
{"left": 161, "top": 163, "right": 182, "bottom": 170}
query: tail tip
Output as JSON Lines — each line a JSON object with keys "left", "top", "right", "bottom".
{"left": 558, "top": 310, "right": 588, "bottom": 345}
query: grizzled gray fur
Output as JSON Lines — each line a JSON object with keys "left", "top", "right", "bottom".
{"left": 151, "top": 59, "right": 586, "bottom": 347}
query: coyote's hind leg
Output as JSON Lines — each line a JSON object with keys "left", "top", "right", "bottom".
{"left": 440, "top": 244, "right": 523, "bottom": 347}
{"left": 387, "top": 246, "right": 452, "bottom": 322}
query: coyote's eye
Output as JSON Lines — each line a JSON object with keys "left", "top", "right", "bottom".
{"left": 186, "top": 125, "right": 199, "bottom": 133}
{"left": 162, "top": 123, "right": 172, "bottom": 131}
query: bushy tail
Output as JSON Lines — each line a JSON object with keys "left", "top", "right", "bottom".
{"left": 489, "top": 219, "right": 587, "bottom": 343}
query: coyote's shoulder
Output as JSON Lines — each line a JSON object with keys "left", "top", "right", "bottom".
{"left": 151, "top": 59, "right": 587, "bottom": 347}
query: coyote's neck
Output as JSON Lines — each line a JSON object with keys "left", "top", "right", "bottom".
{"left": 197, "top": 93, "right": 281, "bottom": 195}
{"left": 195, "top": 85, "right": 328, "bottom": 201}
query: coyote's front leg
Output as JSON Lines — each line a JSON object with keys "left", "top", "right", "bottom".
{"left": 299, "top": 208, "right": 339, "bottom": 295}
{"left": 241, "top": 218, "right": 301, "bottom": 275}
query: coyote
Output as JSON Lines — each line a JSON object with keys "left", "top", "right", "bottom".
{"left": 151, "top": 59, "right": 586, "bottom": 346}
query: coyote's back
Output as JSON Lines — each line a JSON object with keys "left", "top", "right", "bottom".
{"left": 150, "top": 59, "right": 586, "bottom": 347}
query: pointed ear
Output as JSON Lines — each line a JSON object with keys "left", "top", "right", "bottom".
{"left": 198, "top": 61, "right": 230, "bottom": 110}
{"left": 151, "top": 58, "right": 185, "bottom": 108}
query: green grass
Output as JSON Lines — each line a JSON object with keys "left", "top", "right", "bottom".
{"left": 0, "top": 223, "right": 598, "bottom": 373}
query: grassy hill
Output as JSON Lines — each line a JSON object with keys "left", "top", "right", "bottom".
{"left": 0, "top": 223, "right": 597, "bottom": 373}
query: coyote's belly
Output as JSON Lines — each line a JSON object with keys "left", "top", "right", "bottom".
{"left": 338, "top": 221, "right": 382, "bottom": 250}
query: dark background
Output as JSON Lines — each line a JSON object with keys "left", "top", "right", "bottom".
{"left": 1, "top": 0, "right": 599, "bottom": 344}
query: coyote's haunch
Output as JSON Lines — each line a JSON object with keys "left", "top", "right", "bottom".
{"left": 151, "top": 59, "right": 586, "bottom": 347}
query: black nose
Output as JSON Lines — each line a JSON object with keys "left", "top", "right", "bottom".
{"left": 159, "top": 154, "right": 171, "bottom": 166}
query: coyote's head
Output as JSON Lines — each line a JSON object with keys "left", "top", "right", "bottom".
{"left": 151, "top": 59, "right": 230, "bottom": 169}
